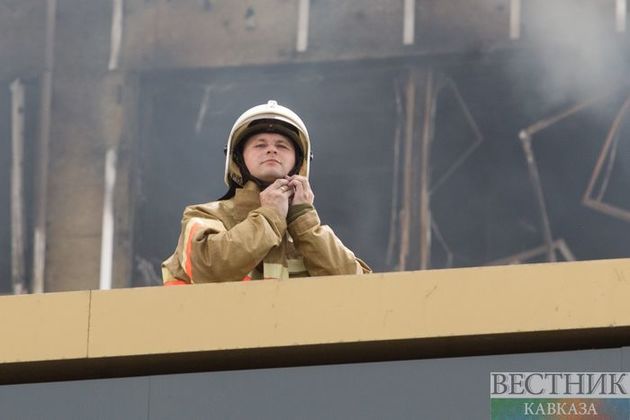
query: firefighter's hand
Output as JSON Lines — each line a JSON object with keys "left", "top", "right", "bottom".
{"left": 260, "top": 179, "right": 292, "bottom": 218}
{"left": 287, "top": 175, "right": 314, "bottom": 206}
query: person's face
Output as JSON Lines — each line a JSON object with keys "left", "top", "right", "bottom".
{"left": 242, "top": 132, "right": 296, "bottom": 183}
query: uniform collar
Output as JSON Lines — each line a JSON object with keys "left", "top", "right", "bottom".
{"left": 233, "top": 181, "right": 262, "bottom": 221}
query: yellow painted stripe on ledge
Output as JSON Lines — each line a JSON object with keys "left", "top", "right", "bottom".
{"left": 1, "top": 258, "right": 630, "bottom": 366}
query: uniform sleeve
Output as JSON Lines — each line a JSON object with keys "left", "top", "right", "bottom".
{"left": 178, "top": 206, "right": 287, "bottom": 283}
{"left": 287, "top": 206, "right": 372, "bottom": 277}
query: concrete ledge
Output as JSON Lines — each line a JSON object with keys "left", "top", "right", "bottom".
{"left": 1, "top": 258, "right": 630, "bottom": 384}
{"left": 88, "top": 258, "right": 630, "bottom": 357}
{"left": 0, "top": 291, "right": 90, "bottom": 363}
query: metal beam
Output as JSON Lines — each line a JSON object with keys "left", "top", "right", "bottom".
{"left": 296, "top": 0, "right": 310, "bottom": 52}
{"left": 108, "top": 0, "right": 124, "bottom": 70}
{"left": 419, "top": 70, "right": 435, "bottom": 269}
{"left": 487, "top": 238, "right": 575, "bottom": 266}
{"left": 582, "top": 94, "right": 630, "bottom": 223}
{"left": 398, "top": 69, "right": 416, "bottom": 270}
{"left": 99, "top": 147, "right": 118, "bottom": 290}
{"left": 617, "top": 0, "right": 627, "bottom": 32}
{"left": 518, "top": 95, "right": 607, "bottom": 263}
{"left": 33, "top": 0, "right": 57, "bottom": 294}
{"left": 519, "top": 133, "right": 556, "bottom": 262}
{"left": 510, "top": 0, "right": 521, "bottom": 40}
{"left": 403, "top": 0, "right": 415, "bottom": 45}
{"left": 10, "top": 79, "right": 27, "bottom": 295}
{"left": 385, "top": 78, "right": 404, "bottom": 268}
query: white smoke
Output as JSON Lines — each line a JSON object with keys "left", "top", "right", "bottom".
{"left": 519, "top": 0, "right": 627, "bottom": 105}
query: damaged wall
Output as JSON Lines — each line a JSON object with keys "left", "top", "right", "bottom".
{"left": 122, "top": 0, "right": 512, "bottom": 70}
{"left": 45, "top": 1, "right": 137, "bottom": 291}
{"left": 1, "top": 0, "right": 628, "bottom": 292}
{"left": 1, "top": 1, "right": 136, "bottom": 292}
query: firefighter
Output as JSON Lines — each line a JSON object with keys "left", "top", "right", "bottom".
{"left": 162, "top": 100, "right": 371, "bottom": 284}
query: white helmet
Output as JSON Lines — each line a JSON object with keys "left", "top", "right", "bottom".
{"left": 224, "top": 100, "right": 311, "bottom": 186}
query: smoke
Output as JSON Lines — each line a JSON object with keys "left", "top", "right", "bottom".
{"left": 515, "top": 0, "right": 630, "bottom": 181}
{"left": 518, "top": 0, "right": 628, "bottom": 106}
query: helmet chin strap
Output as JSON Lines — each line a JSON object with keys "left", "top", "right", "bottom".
{"left": 248, "top": 165, "right": 302, "bottom": 190}
{"left": 250, "top": 176, "right": 273, "bottom": 190}
{"left": 234, "top": 157, "right": 273, "bottom": 190}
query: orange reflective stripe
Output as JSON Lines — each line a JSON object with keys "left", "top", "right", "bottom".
{"left": 184, "top": 223, "right": 202, "bottom": 280}
{"left": 164, "top": 280, "right": 188, "bottom": 286}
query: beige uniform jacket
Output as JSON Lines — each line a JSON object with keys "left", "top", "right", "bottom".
{"left": 162, "top": 181, "right": 371, "bottom": 283}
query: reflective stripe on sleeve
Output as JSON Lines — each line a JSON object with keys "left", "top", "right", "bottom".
{"left": 180, "top": 217, "right": 227, "bottom": 282}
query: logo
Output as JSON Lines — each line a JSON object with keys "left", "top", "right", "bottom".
{"left": 490, "top": 372, "right": 630, "bottom": 419}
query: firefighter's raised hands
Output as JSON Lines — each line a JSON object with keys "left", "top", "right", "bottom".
{"left": 260, "top": 178, "right": 293, "bottom": 218}
{"left": 286, "top": 175, "right": 314, "bottom": 206}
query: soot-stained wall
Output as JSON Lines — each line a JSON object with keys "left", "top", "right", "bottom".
{"left": 0, "top": 80, "right": 38, "bottom": 295}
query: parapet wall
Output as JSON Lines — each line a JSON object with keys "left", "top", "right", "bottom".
{"left": 2, "top": 258, "right": 630, "bottom": 384}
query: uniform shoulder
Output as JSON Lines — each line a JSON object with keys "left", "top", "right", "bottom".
{"left": 182, "top": 199, "right": 231, "bottom": 221}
